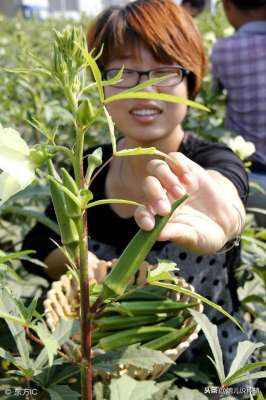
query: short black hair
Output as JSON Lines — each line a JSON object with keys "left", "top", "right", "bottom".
{"left": 181, "top": 0, "right": 206, "bottom": 10}
{"left": 230, "top": 0, "right": 266, "bottom": 9}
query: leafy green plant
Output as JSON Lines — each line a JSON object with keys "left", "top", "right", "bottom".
{"left": 190, "top": 310, "right": 266, "bottom": 390}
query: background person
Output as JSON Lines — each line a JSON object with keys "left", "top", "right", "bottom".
{"left": 181, "top": 0, "right": 206, "bottom": 17}
{"left": 23, "top": 0, "right": 249, "bottom": 374}
{"left": 212, "top": 0, "right": 266, "bottom": 225}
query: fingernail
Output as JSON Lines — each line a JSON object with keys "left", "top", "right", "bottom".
{"left": 171, "top": 184, "right": 186, "bottom": 197}
{"left": 156, "top": 199, "right": 171, "bottom": 214}
{"left": 141, "top": 216, "right": 154, "bottom": 230}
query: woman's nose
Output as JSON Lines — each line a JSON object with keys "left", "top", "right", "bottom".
{"left": 138, "top": 73, "right": 158, "bottom": 92}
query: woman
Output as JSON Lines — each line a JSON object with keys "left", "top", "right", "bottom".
{"left": 23, "top": 0, "right": 249, "bottom": 371}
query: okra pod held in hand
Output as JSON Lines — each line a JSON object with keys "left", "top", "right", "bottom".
{"left": 101, "top": 194, "right": 189, "bottom": 300}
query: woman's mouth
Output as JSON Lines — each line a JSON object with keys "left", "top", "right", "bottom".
{"left": 129, "top": 105, "right": 162, "bottom": 123}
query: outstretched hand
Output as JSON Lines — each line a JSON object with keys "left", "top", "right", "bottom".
{"left": 134, "top": 152, "right": 244, "bottom": 255}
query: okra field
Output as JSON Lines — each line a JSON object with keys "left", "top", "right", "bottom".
{"left": 0, "top": 6, "right": 266, "bottom": 400}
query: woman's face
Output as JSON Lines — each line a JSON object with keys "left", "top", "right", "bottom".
{"left": 104, "top": 45, "right": 188, "bottom": 147}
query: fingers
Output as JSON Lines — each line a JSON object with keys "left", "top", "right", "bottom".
{"left": 134, "top": 154, "right": 190, "bottom": 230}
{"left": 134, "top": 205, "right": 155, "bottom": 230}
{"left": 143, "top": 176, "right": 171, "bottom": 215}
{"left": 146, "top": 159, "right": 186, "bottom": 198}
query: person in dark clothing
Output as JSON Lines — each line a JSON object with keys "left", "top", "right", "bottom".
{"left": 23, "top": 0, "right": 249, "bottom": 370}
{"left": 212, "top": 0, "right": 266, "bottom": 226}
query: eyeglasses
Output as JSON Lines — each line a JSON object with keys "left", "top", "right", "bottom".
{"left": 102, "top": 66, "right": 189, "bottom": 89}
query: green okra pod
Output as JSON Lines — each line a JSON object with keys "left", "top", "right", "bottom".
{"left": 61, "top": 167, "right": 81, "bottom": 219}
{"left": 120, "top": 286, "right": 169, "bottom": 301}
{"left": 159, "top": 314, "right": 188, "bottom": 329}
{"left": 47, "top": 159, "right": 79, "bottom": 247}
{"left": 93, "top": 314, "right": 168, "bottom": 331}
{"left": 98, "top": 325, "right": 176, "bottom": 352}
{"left": 101, "top": 194, "right": 189, "bottom": 300}
{"left": 103, "top": 300, "right": 198, "bottom": 316}
{"left": 144, "top": 324, "right": 196, "bottom": 351}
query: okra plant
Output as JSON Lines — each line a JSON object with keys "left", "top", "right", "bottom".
{"left": 0, "top": 26, "right": 251, "bottom": 400}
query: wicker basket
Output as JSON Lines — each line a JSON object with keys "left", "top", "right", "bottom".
{"left": 44, "top": 261, "right": 203, "bottom": 380}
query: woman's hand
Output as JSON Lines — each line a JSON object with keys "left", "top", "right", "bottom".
{"left": 134, "top": 152, "right": 245, "bottom": 255}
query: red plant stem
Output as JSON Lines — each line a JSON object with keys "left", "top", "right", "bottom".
{"left": 79, "top": 209, "right": 93, "bottom": 400}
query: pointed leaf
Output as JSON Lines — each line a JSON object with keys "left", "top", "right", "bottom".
{"left": 0, "top": 289, "right": 31, "bottom": 369}
{"left": 189, "top": 309, "right": 225, "bottom": 383}
{"left": 230, "top": 371, "right": 266, "bottom": 385}
{"left": 33, "top": 322, "right": 59, "bottom": 367}
{"left": 147, "top": 260, "right": 177, "bottom": 283}
{"left": 0, "top": 347, "right": 17, "bottom": 365}
{"left": 53, "top": 319, "right": 81, "bottom": 346}
{"left": 78, "top": 45, "right": 104, "bottom": 101}
{"left": 115, "top": 73, "right": 177, "bottom": 94}
{"left": 115, "top": 147, "right": 157, "bottom": 157}
{"left": 227, "top": 341, "right": 264, "bottom": 379}
{"left": 87, "top": 199, "right": 141, "bottom": 209}
{"left": 93, "top": 344, "right": 173, "bottom": 374}
{"left": 104, "top": 106, "right": 116, "bottom": 154}
{"left": 104, "top": 91, "right": 209, "bottom": 112}
{"left": 151, "top": 281, "right": 242, "bottom": 330}
{"left": 223, "top": 361, "right": 266, "bottom": 386}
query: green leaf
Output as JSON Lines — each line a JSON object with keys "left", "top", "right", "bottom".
{"left": 86, "top": 199, "right": 142, "bottom": 209}
{"left": 0, "top": 289, "right": 31, "bottom": 369}
{"left": 93, "top": 344, "right": 173, "bottom": 374}
{"left": 147, "top": 259, "right": 177, "bottom": 283}
{"left": 0, "top": 250, "right": 35, "bottom": 264}
{"left": 25, "top": 294, "right": 40, "bottom": 323}
{"left": 0, "top": 206, "right": 60, "bottom": 235}
{"left": 46, "top": 384, "right": 80, "bottom": 400}
{"left": 175, "top": 387, "right": 208, "bottom": 400}
{"left": 104, "top": 91, "right": 209, "bottom": 112}
{"left": 53, "top": 319, "right": 81, "bottom": 346}
{"left": 115, "top": 147, "right": 157, "bottom": 157}
{"left": 256, "top": 391, "right": 265, "bottom": 400}
{"left": 104, "top": 106, "right": 116, "bottom": 154}
{"left": 115, "top": 73, "right": 177, "bottom": 93}
{"left": 226, "top": 341, "right": 264, "bottom": 380}
{"left": 110, "top": 375, "right": 158, "bottom": 400}
{"left": 151, "top": 281, "right": 242, "bottom": 330}
{"left": 229, "top": 370, "right": 266, "bottom": 385}
{"left": 189, "top": 310, "right": 225, "bottom": 383}
{"left": 241, "top": 295, "right": 266, "bottom": 306}
{"left": 33, "top": 322, "right": 59, "bottom": 367}
{"left": 0, "top": 347, "right": 17, "bottom": 365}
{"left": 79, "top": 46, "right": 104, "bottom": 101}
{"left": 223, "top": 361, "right": 266, "bottom": 386}
{"left": 102, "top": 66, "right": 124, "bottom": 87}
